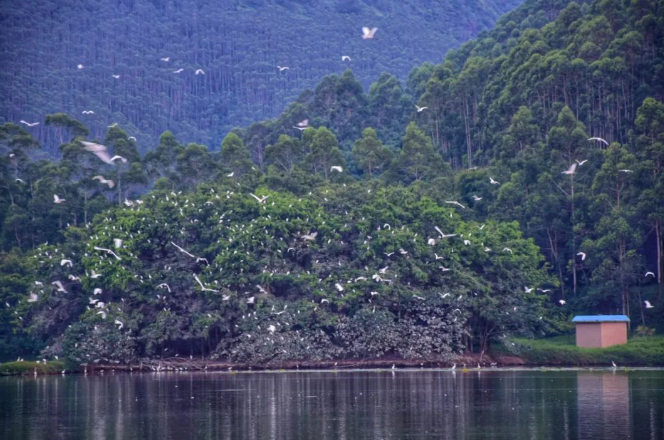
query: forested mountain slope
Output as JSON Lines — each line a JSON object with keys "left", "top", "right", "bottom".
{"left": 0, "top": 0, "right": 522, "bottom": 150}
{"left": 1, "top": 0, "right": 663, "bottom": 363}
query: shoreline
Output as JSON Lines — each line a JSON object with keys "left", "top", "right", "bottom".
{"left": 3, "top": 353, "right": 663, "bottom": 376}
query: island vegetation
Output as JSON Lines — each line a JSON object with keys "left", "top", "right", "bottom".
{"left": 1, "top": 0, "right": 663, "bottom": 369}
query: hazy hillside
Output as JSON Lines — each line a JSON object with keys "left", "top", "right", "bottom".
{"left": 0, "top": 0, "right": 522, "bottom": 150}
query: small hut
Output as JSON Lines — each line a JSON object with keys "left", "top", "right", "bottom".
{"left": 572, "top": 315, "right": 630, "bottom": 348}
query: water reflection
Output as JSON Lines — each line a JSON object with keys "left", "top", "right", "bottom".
{"left": 1, "top": 370, "right": 662, "bottom": 440}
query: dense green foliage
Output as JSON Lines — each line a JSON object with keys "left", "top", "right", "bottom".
{"left": 0, "top": 360, "right": 66, "bottom": 375}
{"left": 0, "top": 0, "right": 522, "bottom": 149}
{"left": 1, "top": 0, "right": 663, "bottom": 364}
{"left": 499, "top": 335, "right": 664, "bottom": 366}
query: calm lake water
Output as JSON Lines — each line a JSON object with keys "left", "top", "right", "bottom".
{"left": 1, "top": 369, "right": 663, "bottom": 440}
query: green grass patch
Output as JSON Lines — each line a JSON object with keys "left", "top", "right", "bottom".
{"left": 493, "top": 335, "right": 664, "bottom": 367}
{"left": 0, "top": 360, "right": 66, "bottom": 375}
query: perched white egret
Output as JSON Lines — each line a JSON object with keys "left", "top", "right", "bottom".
{"left": 52, "top": 281, "right": 67, "bottom": 293}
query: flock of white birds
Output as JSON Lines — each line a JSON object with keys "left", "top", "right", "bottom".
{"left": 8, "top": 26, "right": 659, "bottom": 365}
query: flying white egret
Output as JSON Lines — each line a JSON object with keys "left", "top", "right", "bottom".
{"left": 277, "top": 66, "right": 289, "bottom": 71}
{"left": 524, "top": 286, "right": 534, "bottom": 293}
{"left": 562, "top": 163, "right": 577, "bottom": 175}
{"left": 20, "top": 120, "right": 40, "bottom": 127}
{"left": 92, "top": 175, "right": 115, "bottom": 188}
{"left": 576, "top": 159, "right": 588, "bottom": 166}
{"left": 193, "top": 274, "right": 219, "bottom": 292}
{"left": 112, "top": 74, "right": 120, "bottom": 79}
{"left": 82, "top": 110, "right": 95, "bottom": 114}
{"left": 362, "top": 27, "right": 378, "bottom": 39}
{"left": 341, "top": 55, "right": 351, "bottom": 61}
{"left": 157, "top": 283, "right": 171, "bottom": 293}
{"left": 489, "top": 177, "right": 500, "bottom": 185}
{"left": 93, "top": 288, "right": 102, "bottom": 295}
{"left": 173, "top": 68, "right": 184, "bottom": 74}
{"left": 415, "top": 105, "right": 428, "bottom": 112}
{"left": 588, "top": 137, "right": 609, "bottom": 145}
{"left": 250, "top": 193, "right": 269, "bottom": 204}
{"left": 27, "top": 293, "right": 39, "bottom": 303}
{"left": 77, "top": 64, "right": 84, "bottom": 69}
{"left": 330, "top": 166, "right": 343, "bottom": 173}
{"left": 52, "top": 281, "right": 67, "bottom": 293}
{"left": 645, "top": 271, "right": 655, "bottom": 277}
{"left": 577, "top": 252, "right": 586, "bottom": 261}
{"left": 644, "top": 300, "right": 654, "bottom": 309}
{"left": 301, "top": 231, "right": 318, "bottom": 241}
{"left": 161, "top": 57, "right": 170, "bottom": 62}
{"left": 473, "top": 195, "right": 482, "bottom": 201}
{"left": 335, "top": 283, "right": 344, "bottom": 292}
{"left": 93, "top": 246, "right": 122, "bottom": 261}
{"left": 60, "top": 259, "right": 73, "bottom": 267}
{"left": 559, "top": 299, "right": 566, "bottom": 305}
{"left": 114, "top": 319, "right": 123, "bottom": 330}
{"left": 445, "top": 200, "right": 465, "bottom": 209}
{"left": 53, "top": 195, "right": 66, "bottom": 204}
{"left": 81, "top": 141, "right": 114, "bottom": 164}
{"left": 195, "top": 69, "right": 205, "bottom": 75}
{"left": 97, "top": 310, "right": 107, "bottom": 319}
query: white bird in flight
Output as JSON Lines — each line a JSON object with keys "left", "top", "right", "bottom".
{"left": 415, "top": 105, "right": 428, "bottom": 112}
{"left": 93, "top": 246, "right": 122, "bottom": 261}
{"left": 157, "top": 283, "right": 171, "bottom": 293}
{"left": 524, "top": 286, "right": 534, "bottom": 293}
{"left": 82, "top": 110, "right": 95, "bottom": 115}
{"left": 301, "top": 231, "right": 318, "bottom": 241}
{"left": 341, "top": 56, "right": 351, "bottom": 61}
{"left": 330, "top": 166, "right": 343, "bottom": 173}
{"left": 92, "top": 175, "right": 115, "bottom": 188}
{"left": 577, "top": 252, "right": 586, "bottom": 261}
{"left": 562, "top": 163, "right": 577, "bottom": 175}
{"left": 576, "top": 159, "right": 588, "bottom": 166}
{"left": 559, "top": 299, "right": 566, "bottom": 305}
{"left": 193, "top": 274, "right": 219, "bottom": 292}
{"left": 161, "top": 57, "right": 170, "bottom": 62}
{"left": 20, "top": 120, "right": 40, "bottom": 127}
{"left": 445, "top": 200, "right": 465, "bottom": 209}
{"left": 173, "top": 68, "right": 184, "bottom": 74}
{"left": 53, "top": 195, "right": 66, "bottom": 204}
{"left": 588, "top": 137, "right": 609, "bottom": 146}
{"left": 112, "top": 74, "right": 120, "bottom": 79}
{"left": 114, "top": 319, "right": 123, "bottom": 330}
{"left": 250, "top": 193, "right": 269, "bottom": 204}
{"left": 195, "top": 69, "right": 205, "bottom": 75}
{"left": 293, "top": 119, "right": 309, "bottom": 130}
{"left": 77, "top": 64, "right": 84, "bottom": 69}
{"left": 27, "top": 293, "right": 39, "bottom": 303}
{"left": 645, "top": 271, "right": 655, "bottom": 277}
{"left": 489, "top": 177, "right": 500, "bottom": 185}
{"left": 473, "top": 195, "right": 482, "bottom": 201}
{"left": 97, "top": 310, "right": 107, "bottom": 319}
{"left": 52, "top": 281, "right": 67, "bottom": 293}
{"left": 362, "top": 27, "right": 378, "bottom": 39}
{"left": 277, "top": 66, "right": 289, "bottom": 71}
{"left": 60, "top": 259, "right": 73, "bottom": 267}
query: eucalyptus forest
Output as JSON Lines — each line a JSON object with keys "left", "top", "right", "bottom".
{"left": 0, "top": 0, "right": 662, "bottom": 366}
